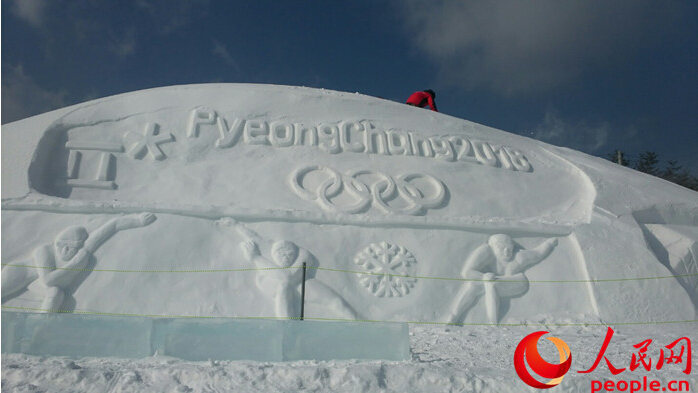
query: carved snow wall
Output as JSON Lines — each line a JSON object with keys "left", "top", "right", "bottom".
{"left": 3, "top": 84, "right": 696, "bottom": 325}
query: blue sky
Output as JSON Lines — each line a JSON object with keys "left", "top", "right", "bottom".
{"left": 2, "top": 0, "right": 697, "bottom": 171}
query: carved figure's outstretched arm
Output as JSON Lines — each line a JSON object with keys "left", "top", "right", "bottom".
{"left": 510, "top": 238, "right": 558, "bottom": 274}
{"left": 216, "top": 217, "right": 265, "bottom": 244}
{"left": 219, "top": 218, "right": 271, "bottom": 263}
{"left": 235, "top": 225, "right": 263, "bottom": 243}
{"left": 38, "top": 214, "right": 155, "bottom": 288}
{"left": 83, "top": 213, "right": 156, "bottom": 253}
{"left": 240, "top": 240, "right": 277, "bottom": 269}
{"left": 240, "top": 239, "right": 260, "bottom": 262}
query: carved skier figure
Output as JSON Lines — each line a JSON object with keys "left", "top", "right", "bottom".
{"left": 448, "top": 234, "right": 558, "bottom": 324}
{"left": 1, "top": 213, "right": 156, "bottom": 312}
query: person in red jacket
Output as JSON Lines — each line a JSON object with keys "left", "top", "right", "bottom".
{"left": 406, "top": 89, "right": 438, "bottom": 112}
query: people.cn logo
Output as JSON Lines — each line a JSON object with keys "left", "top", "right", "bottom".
{"left": 514, "top": 331, "right": 572, "bottom": 389}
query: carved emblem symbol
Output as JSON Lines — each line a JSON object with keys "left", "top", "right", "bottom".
{"left": 354, "top": 241, "right": 417, "bottom": 297}
{"left": 290, "top": 165, "right": 447, "bottom": 215}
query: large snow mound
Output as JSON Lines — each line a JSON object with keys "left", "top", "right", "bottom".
{"left": 2, "top": 84, "right": 697, "bottom": 325}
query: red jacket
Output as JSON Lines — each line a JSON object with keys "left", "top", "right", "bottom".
{"left": 406, "top": 91, "right": 438, "bottom": 111}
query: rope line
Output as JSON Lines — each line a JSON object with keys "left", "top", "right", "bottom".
{"left": 3, "top": 306, "right": 698, "bottom": 327}
{"left": 1, "top": 263, "right": 292, "bottom": 274}
{"left": 3, "top": 262, "right": 697, "bottom": 284}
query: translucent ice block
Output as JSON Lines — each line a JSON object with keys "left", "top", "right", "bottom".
{"left": 282, "top": 319, "right": 410, "bottom": 361}
{"left": 151, "top": 318, "right": 284, "bottom": 361}
{"left": 1, "top": 312, "right": 152, "bottom": 358}
{"left": 1, "top": 312, "right": 410, "bottom": 361}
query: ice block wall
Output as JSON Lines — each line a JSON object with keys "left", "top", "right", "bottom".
{"left": 1, "top": 312, "right": 410, "bottom": 361}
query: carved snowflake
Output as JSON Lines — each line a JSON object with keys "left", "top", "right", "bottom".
{"left": 354, "top": 241, "right": 417, "bottom": 297}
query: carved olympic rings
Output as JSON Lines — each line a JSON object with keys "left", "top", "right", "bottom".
{"left": 290, "top": 165, "right": 447, "bottom": 215}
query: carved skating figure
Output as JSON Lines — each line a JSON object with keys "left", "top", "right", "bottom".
{"left": 221, "top": 218, "right": 356, "bottom": 319}
{"left": 448, "top": 234, "right": 558, "bottom": 324}
{"left": 1, "top": 213, "right": 156, "bottom": 312}
{"left": 240, "top": 239, "right": 309, "bottom": 318}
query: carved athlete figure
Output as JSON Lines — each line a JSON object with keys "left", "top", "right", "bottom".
{"left": 220, "top": 218, "right": 357, "bottom": 319}
{"left": 1, "top": 213, "right": 156, "bottom": 312}
{"left": 447, "top": 234, "right": 558, "bottom": 324}
{"left": 240, "top": 239, "right": 311, "bottom": 318}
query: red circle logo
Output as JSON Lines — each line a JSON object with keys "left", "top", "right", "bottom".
{"left": 514, "top": 331, "right": 572, "bottom": 389}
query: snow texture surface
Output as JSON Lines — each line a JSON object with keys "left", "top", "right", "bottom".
{"left": 2, "top": 84, "right": 698, "bottom": 391}
{"left": 2, "top": 324, "right": 697, "bottom": 392}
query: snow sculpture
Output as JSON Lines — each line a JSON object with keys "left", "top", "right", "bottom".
{"left": 354, "top": 242, "right": 417, "bottom": 297}
{"left": 64, "top": 140, "right": 123, "bottom": 189}
{"left": 290, "top": 165, "right": 447, "bottom": 215}
{"left": 240, "top": 239, "right": 308, "bottom": 318}
{"left": 123, "top": 122, "right": 174, "bottom": 160}
{"left": 643, "top": 224, "right": 698, "bottom": 308}
{"left": 3, "top": 84, "right": 695, "bottom": 325}
{"left": 1, "top": 213, "right": 156, "bottom": 312}
{"left": 223, "top": 219, "right": 356, "bottom": 319}
{"left": 448, "top": 234, "right": 558, "bottom": 324}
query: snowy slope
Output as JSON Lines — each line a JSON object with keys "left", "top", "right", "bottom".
{"left": 2, "top": 84, "right": 698, "bottom": 392}
{"left": 3, "top": 84, "right": 696, "bottom": 325}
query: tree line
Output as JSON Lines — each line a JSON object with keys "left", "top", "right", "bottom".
{"left": 605, "top": 150, "right": 698, "bottom": 191}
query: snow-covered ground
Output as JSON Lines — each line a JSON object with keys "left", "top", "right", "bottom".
{"left": 3, "top": 323, "right": 697, "bottom": 392}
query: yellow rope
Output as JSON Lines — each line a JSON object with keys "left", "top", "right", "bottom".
{"left": 3, "top": 306, "right": 697, "bottom": 327}
{"left": 3, "top": 262, "right": 696, "bottom": 284}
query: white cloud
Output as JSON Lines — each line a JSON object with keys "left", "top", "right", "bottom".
{"left": 1, "top": 65, "right": 67, "bottom": 124}
{"left": 10, "top": 0, "right": 48, "bottom": 28}
{"left": 398, "top": 0, "right": 682, "bottom": 96}
{"left": 212, "top": 40, "right": 241, "bottom": 73}
{"left": 108, "top": 28, "right": 137, "bottom": 58}
{"left": 528, "top": 110, "right": 609, "bottom": 153}
{"left": 136, "top": 0, "right": 210, "bottom": 34}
